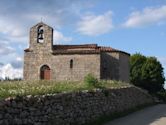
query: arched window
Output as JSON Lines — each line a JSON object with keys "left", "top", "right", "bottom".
{"left": 70, "top": 59, "right": 73, "bottom": 69}
{"left": 37, "top": 25, "right": 44, "bottom": 43}
{"left": 40, "top": 65, "right": 50, "bottom": 80}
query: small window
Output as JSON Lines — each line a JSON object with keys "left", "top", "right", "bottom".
{"left": 70, "top": 59, "right": 73, "bottom": 69}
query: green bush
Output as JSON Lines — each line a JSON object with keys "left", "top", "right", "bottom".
{"left": 84, "top": 73, "right": 99, "bottom": 87}
{"left": 130, "top": 53, "right": 165, "bottom": 94}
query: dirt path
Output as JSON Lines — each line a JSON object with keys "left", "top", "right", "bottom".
{"left": 104, "top": 104, "right": 166, "bottom": 125}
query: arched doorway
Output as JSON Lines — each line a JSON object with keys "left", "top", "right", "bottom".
{"left": 40, "top": 65, "right": 51, "bottom": 80}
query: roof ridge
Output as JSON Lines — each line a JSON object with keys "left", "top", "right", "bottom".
{"left": 53, "top": 43, "right": 97, "bottom": 46}
{"left": 98, "top": 45, "right": 117, "bottom": 51}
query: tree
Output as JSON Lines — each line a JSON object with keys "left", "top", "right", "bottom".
{"left": 141, "top": 57, "right": 165, "bottom": 93}
{"left": 130, "top": 53, "right": 146, "bottom": 86}
{"left": 130, "top": 53, "right": 165, "bottom": 93}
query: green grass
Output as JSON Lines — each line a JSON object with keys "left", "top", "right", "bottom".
{"left": 0, "top": 80, "right": 131, "bottom": 99}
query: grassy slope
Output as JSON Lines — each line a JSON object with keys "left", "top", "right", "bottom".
{"left": 0, "top": 80, "right": 130, "bottom": 99}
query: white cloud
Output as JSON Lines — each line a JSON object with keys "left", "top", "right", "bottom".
{"left": 0, "top": 19, "right": 25, "bottom": 37}
{"left": 77, "top": 11, "right": 113, "bottom": 36}
{"left": 0, "top": 63, "right": 22, "bottom": 80}
{"left": 11, "top": 56, "right": 23, "bottom": 69}
{"left": 123, "top": 5, "right": 166, "bottom": 28}
{"left": 53, "top": 30, "right": 72, "bottom": 44}
{"left": 16, "top": 57, "right": 23, "bottom": 62}
{"left": 0, "top": 44, "right": 15, "bottom": 56}
{"left": 0, "top": 18, "right": 28, "bottom": 44}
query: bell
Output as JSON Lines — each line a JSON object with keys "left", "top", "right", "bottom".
{"left": 38, "top": 29, "right": 44, "bottom": 40}
{"left": 38, "top": 34, "right": 43, "bottom": 40}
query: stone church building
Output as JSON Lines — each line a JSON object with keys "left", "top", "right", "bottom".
{"left": 24, "top": 22, "right": 130, "bottom": 82}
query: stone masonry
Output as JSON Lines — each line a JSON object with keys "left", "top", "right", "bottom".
{"left": 24, "top": 22, "right": 130, "bottom": 81}
{"left": 0, "top": 86, "right": 154, "bottom": 125}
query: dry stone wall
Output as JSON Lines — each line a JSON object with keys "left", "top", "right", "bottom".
{"left": 0, "top": 86, "right": 154, "bottom": 125}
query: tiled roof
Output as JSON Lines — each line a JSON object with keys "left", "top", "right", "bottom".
{"left": 24, "top": 44, "right": 130, "bottom": 55}
{"left": 52, "top": 44, "right": 130, "bottom": 55}
{"left": 53, "top": 44, "right": 98, "bottom": 49}
{"left": 52, "top": 49, "right": 100, "bottom": 54}
{"left": 98, "top": 46, "right": 116, "bottom": 51}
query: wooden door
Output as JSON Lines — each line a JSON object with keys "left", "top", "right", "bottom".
{"left": 44, "top": 69, "right": 50, "bottom": 80}
{"left": 40, "top": 65, "right": 51, "bottom": 80}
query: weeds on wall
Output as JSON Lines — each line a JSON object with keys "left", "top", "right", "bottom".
{"left": 84, "top": 73, "right": 99, "bottom": 88}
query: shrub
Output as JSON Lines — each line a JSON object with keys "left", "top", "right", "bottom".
{"left": 130, "top": 53, "right": 165, "bottom": 94}
{"left": 84, "top": 73, "right": 99, "bottom": 87}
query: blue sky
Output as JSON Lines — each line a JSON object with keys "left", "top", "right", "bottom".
{"left": 0, "top": 0, "right": 165, "bottom": 82}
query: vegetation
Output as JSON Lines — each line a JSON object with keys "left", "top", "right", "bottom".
{"left": 84, "top": 73, "right": 99, "bottom": 87}
{"left": 130, "top": 53, "right": 165, "bottom": 94}
{"left": 0, "top": 79, "right": 130, "bottom": 99}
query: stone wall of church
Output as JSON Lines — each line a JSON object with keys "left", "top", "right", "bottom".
{"left": 100, "top": 52, "right": 130, "bottom": 82}
{"left": 24, "top": 51, "right": 130, "bottom": 82}
{"left": 50, "top": 54, "right": 100, "bottom": 81}
{"left": 24, "top": 51, "right": 53, "bottom": 80}
{"left": 24, "top": 52, "right": 100, "bottom": 81}
{"left": 101, "top": 52, "right": 119, "bottom": 80}
{"left": 119, "top": 53, "right": 130, "bottom": 82}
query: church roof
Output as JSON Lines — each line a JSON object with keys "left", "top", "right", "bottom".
{"left": 52, "top": 44, "right": 130, "bottom": 55}
{"left": 25, "top": 44, "right": 130, "bottom": 55}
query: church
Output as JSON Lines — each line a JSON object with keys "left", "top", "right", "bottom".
{"left": 24, "top": 22, "right": 130, "bottom": 82}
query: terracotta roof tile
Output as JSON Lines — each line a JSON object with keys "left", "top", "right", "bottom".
{"left": 53, "top": 44, "right": 98, "bottom": 49}
{"left": 52, "top": 44, "right": 130, "bottom": 55}
{"left": 98, "top": 46, "right": 117, "bottom": 51}
{"left": 25, "top": 44, "right": 130, "bottom": 55}
{"left": 52, "top": 50, "right": 100, "bottom": 55}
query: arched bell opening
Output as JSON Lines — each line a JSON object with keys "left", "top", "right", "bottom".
{"left": 37, "top": 25, "right": 44, "bottom": 43}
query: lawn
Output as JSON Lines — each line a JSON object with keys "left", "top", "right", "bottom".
{"left": 0, "top": 80, "right": 131, "bottom": 99}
